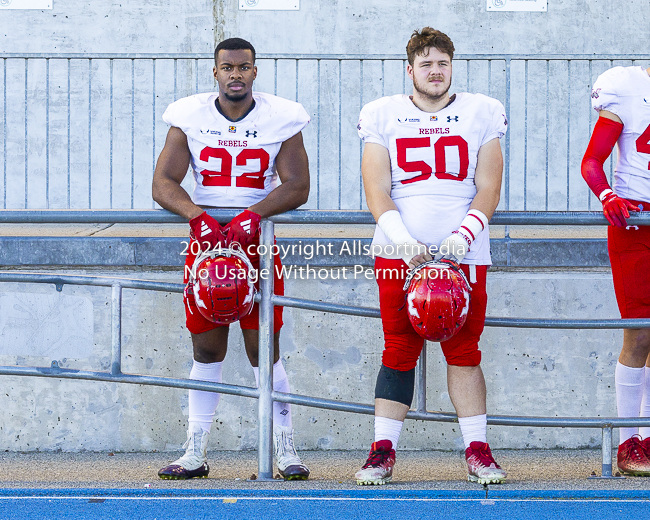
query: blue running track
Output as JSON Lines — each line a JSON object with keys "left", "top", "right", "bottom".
{"left": 1, "top": 489, "right": 649, "bottom": 520}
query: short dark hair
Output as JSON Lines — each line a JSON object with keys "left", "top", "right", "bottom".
{"left": 406, "top": 27, "right": 455, "bottom": 66}
{"left": 214, "top": 38, "right": 256, "bottom": 63}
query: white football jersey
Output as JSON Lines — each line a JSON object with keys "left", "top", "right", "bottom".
{"left": 163, "top": 91, "right": 310, "bottom": 207}
{"left": 358, "top": 93, "right": 507, "bottom": 265}
{"left": 592, "top": 66, "right": 650, "bottom": 202}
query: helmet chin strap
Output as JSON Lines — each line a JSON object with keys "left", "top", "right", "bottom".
{"left": 189, "top": 243, "right": 256, "bottom": 285}
{"left": 402, "top": 257, "right": 470, "bottom": 293}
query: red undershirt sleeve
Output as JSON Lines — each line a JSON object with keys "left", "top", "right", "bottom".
{"left": 581, "top": 116, "right": 624, "bottom": 199}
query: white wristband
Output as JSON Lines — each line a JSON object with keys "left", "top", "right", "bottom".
{"left": 598, "top": 189, "right": 614, "bottom": 202}
{"left": 377, "top": 210, "right": 420, "bottom": 264}
{"left": 377, "top": 210, "right": 417, "bottom": 245}
{"left": 456, "top": 209, "right": 489, "bottom": 246}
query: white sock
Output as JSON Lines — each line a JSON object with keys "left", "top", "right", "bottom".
{"left": 374, "top": 416, "right": 403, "bottom": 449}
{"left": 253, "top": 361, "right": 293, "bottom": 429}
{"left": 458, "top": 414, "right": 487, "bottom": 449}
{"left": 188, "top": 360, "right": 223, "bottom": 434}
{"left": 615, "top": 361, "right": 645, "bottom": 443}
{"left": 639, "top": 366, "right": 650, "bottom": 439}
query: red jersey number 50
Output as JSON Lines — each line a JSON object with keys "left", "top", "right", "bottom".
{"left": 396, "top": 136, "right": 469, "bottom": 184}
{"left": 199, "top": 147, "right": 270, "bottom": 189}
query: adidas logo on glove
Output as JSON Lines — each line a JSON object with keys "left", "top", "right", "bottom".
{"left": 241, "top": 219, "right": 252, "bottom": 234}
{"left": 200, "top": 222, "right": 212, "bottom": 237}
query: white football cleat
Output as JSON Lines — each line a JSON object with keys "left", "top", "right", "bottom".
{"left": 274, "top": 426, "right": 310, "bottom": 480}
{"left": 158, "top": 423, "right": 210, "bottom": 480}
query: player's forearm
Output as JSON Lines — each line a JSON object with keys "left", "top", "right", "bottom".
{"left": 581, "top": 117, "right": 623, "bottom": 198}
{"left": 248, "top": 179, "right": 309, "bottom": 218}
{"left": 152, "top": 178, "right": 203, "bottom": 221}
{"left": 366, "top": 189, "right": 419, "bottom": 264}
{"left": 469, "top": 188, "right": 500, "bottom": 220}
{"left": 365, "top": 190, "right": 399, "bottom": 223}
{"left": 581, "top": 158, "right": 611, "bottom": 199}
{"left": 472, "top": 138, "right": 503, "bottom": 220}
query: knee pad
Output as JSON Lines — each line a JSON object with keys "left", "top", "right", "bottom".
{"left": 374, "top": 364, "right": 416, "bottom": 407}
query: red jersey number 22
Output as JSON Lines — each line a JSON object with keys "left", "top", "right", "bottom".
{"left": 199, "top": 147, "right": 270, "bottom": 189}
{"left": 637, "top": 123, "right": 650, "bottom": 170}
{"left": 396, "top": 136, "right": 469, "bottom": 184}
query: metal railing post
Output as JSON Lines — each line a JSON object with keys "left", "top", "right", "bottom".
{"left": 257, "top": 219, "right": 275, "bottom": 481}
{"left": 111, "top": 284, "right": 122, "bottom": 375}
{"left": 415, "top": 342, "right": 427, "bottom": 413}
{"left": 589, "top": 424, "right": 624, "bottom": 479}
{"left": 601, "top": 425, "right": 613, "bottom": 477}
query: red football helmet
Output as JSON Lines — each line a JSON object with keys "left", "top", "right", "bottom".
{"left": 403, "top": 258, "right": 471, "bottom": 342}
{"left": 187, "top": 246, "right": 256, "bottom": 325}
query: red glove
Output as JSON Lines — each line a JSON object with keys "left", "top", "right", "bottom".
{"left": 600, "top": 191, "right": 640, "bottom": 228}
{"left": 189, "top": 211, "right": 225, "bottom": 250}
{"left": 225, "top": 210, "right": 262, "bottom": 248}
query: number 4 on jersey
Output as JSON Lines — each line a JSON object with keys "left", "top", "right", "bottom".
{"left": 637, "top": 123, "right": 650, "bottom": 170}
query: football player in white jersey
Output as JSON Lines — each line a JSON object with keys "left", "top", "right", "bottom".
{"left": 152, "top": 38, "right": 311, "bottom": 480}
{"left": 355, "top": 28, "right": 507, "bottom": 485}
{"left": 582, "top": 65, "right": 650, "bottom": 475}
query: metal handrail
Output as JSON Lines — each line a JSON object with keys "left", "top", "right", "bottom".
{"left": 2, "top": 209, "right": 650, "bottom": 225}
{"left": 1, "top": 272, "right": 649, "bottom": 331}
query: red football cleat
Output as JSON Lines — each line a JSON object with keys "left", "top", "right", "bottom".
{"left": 465, "top": 441, "right": 507, "bottom": 484}
{"left": 617, "top": 435, "right": 650, "bottom": 476}
{"left": 355, "top": 440, "right": 396, "bottom": 485}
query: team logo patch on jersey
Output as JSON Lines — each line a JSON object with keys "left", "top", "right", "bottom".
{"left": 591, "top": 88, "right": 601, "bottom": 99}
{"left": 430, "top": 116, "right": 438, "bottom": 121}
{"left": 229, "top": 126, "right": 236, "bottom": 133}
{"left": 398, "top": 117, "right": 421, "bottom": 123}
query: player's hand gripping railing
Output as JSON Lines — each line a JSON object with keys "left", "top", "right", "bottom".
{"left": 3, "top": 209, "right": 650, "bottom": 480}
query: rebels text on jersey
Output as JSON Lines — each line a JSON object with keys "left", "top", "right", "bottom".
{"left": 357, "top": 93, "right": 507, "bottom": 265}
{"left": 163, "top": 91, "right": 310, "bottom": 208}
{"left": 592, "top": 66, "right": 650, "bottom": 202}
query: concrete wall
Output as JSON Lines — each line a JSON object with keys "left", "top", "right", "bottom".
{"left": 221, "top": 0, "right": 649, "bottom": 55}
{"left": 0, "top": 1, "right": 214, "bottom": 53}
{"left": 2, "top": 1, "right": 648, "bottom": 54}
{"left": 0, "top": 266, "right": 623, "bottom": 452}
